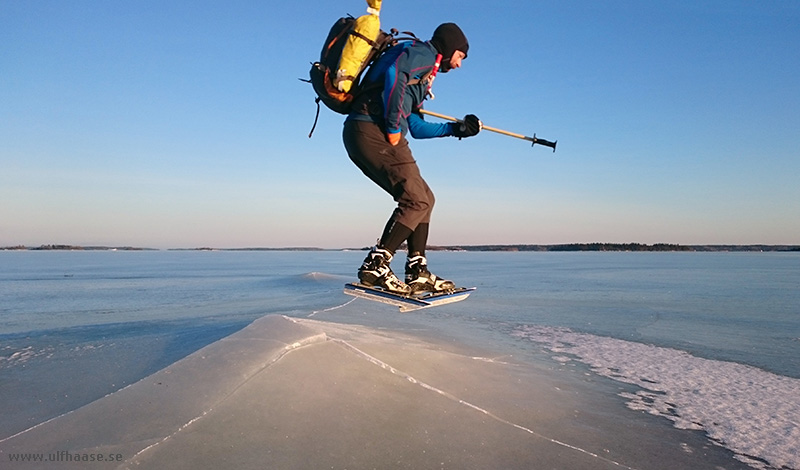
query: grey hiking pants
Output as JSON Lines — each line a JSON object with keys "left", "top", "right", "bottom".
{"left": 343, "top": 119, "right": 435, "bottom": 230}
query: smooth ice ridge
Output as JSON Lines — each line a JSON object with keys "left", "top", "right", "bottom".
{"left": 0, "top": 315, "right": 329, "bottom": 469}
{"left": 512, "top": 325, "right": 800, "bottom": 470}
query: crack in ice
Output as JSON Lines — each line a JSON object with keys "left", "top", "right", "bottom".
{"left": 329, "top": 336, "right": 641, "bottom": 470}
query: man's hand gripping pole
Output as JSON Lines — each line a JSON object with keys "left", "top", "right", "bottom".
{"left": 418, "top": 109, "right": 557, "bottom": 152}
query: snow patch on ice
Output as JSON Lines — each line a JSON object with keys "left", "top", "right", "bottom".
{"left": 512, "top": 325, "right": 800, "bottom": 470}
{"left": 0, "top": 345, "right": 55, "bottom": 368}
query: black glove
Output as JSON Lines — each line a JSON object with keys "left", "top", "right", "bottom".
{"left": 452, "top": 114, "right": 482, "bottom": 139}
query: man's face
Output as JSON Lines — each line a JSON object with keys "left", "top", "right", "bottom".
{"left": 442, "top": 50, "right": 466, "bottom": 73}
{"left": 450, "top": 50, "right": 466, "bottom": 69}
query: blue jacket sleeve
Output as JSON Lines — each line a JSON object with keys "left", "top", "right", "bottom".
{"left": 408, "top": 112, "right": 455, "bottom": 139}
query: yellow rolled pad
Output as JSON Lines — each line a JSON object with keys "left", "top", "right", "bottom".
{"left": 336, "top": 1, "right": 382, "bottom": 93}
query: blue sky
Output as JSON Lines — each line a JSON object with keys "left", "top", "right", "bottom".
{"left": 2, "top": 1, "right": 798, "bottom": 249}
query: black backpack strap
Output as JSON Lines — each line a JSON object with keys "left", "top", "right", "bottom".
{"left": 308, "top": 98, "right": 321, "bottom": 138}
{"left": 348, "top": 29, "right": 381, "bottom": 49}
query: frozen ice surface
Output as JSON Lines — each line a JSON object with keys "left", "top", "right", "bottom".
{"left": 1, "top": 315, "right": 755, "bottom": 470}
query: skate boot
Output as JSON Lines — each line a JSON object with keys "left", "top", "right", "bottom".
{"left": 405, "top": 252, "right": 456, "bottom": 293}
{"left": 358, "top": 247, "right": 411, "bottom": 295}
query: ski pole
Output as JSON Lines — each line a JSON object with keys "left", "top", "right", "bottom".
{"left": 418, "top": 109, "right": 557, "bottom": 152}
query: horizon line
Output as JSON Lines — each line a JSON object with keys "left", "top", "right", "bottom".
{"left": 3, "top": 243, "right": 799, "bottom": 253}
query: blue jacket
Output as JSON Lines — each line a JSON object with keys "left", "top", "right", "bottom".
{"left": 347, "top": 40, "right": 455, "bottom": 139}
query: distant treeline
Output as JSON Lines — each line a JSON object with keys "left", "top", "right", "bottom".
{"left": 2, "top": 245, "right": 153, "bottom": 251}
{"left": 425, "top": 243, "right": 800, "bottom": 252}
{"left": 426, "top": 243, "right": 690, "bottom": 252}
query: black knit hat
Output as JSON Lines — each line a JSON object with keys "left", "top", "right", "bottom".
{"left": 430, "top": 23, "right": 469, "bottom": 60}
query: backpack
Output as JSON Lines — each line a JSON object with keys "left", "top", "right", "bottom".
{"left": 306, "top": 16, "right": 417, "bottom": 137}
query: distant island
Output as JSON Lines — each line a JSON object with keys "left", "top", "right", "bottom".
{"left": 1, "top": 245, "right": 156, "bottom": 251}
{"left": 3, "top": 243, "right": 798, "bottom": 252}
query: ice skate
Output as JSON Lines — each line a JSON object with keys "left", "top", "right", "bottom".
{"left": 405, "top": 252, "right": 456, "bottom": 293}
{"left": 358, "top": 247, "right": 412, "bottom": 295}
